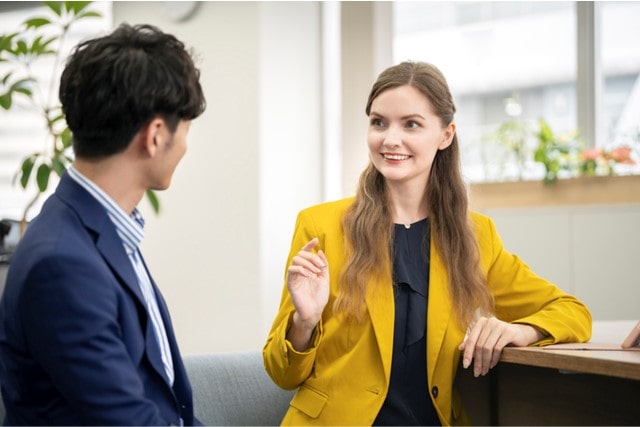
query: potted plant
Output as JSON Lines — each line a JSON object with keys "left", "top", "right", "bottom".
{"left": 533, "top": 118, "right": 583, "bottom": 185}
{"left": 481, "top": 118, "right": 534, "bottom": 182}
{"left": 0, "top": 1, "right": 160, "bottom": 237}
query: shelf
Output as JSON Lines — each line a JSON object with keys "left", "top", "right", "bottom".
{"left": 469, "top": 174, "right": 640, "bottom": 210}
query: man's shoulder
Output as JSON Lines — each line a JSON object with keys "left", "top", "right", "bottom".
{"left": 12, "top": 192, "right": 103, "bottom": 274}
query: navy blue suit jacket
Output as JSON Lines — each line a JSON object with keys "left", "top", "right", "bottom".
{"left": 0, "top": 173, "right": 199, "bottom": 425}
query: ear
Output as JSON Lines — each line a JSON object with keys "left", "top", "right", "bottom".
{"left": 140, "top": 117, "right": 166, "bottom": 157}
{"left": 438, "top": 122, "right": 456, "bottom": 151}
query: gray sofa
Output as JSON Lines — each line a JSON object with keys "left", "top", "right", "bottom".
{"left": 0, "top": 351, "right": 294, "bottom": 426}
{"left": 185, "top": 351, "right": 293, "bottom": 425}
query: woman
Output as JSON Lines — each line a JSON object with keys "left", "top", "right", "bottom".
{"left": 263, "top": 61, "right": 591, "bottom": 426}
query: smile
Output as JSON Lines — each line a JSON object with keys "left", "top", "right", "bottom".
{"left": 383, "top": 154, "right": 410, "bottom": 161}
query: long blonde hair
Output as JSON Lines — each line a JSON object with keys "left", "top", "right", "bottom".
{"left": 335, "top": 61, "right": 493, "bottom": 328}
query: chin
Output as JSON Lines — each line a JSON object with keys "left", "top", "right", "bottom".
{"left": 150, "top": 183, "right": 170, "bottom": 191}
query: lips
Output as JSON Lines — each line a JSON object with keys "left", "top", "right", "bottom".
{"left": 383, "top": 153, "right": 410, "bottom": 161}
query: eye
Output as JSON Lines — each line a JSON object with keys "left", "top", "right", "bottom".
{"left": 370, "top": 118, "right": 385, "bottom": 128}
{"left": 406, "top": 120, "right": 420, "bottom": 129}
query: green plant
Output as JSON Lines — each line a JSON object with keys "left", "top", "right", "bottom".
{"left": 0, "top": 1, "right": 160, "bottom": 232}
{"left": 533, "top": 118, "right": 582, "bottom": 185}
{"left": 482, "top": 119, "right": 532, "bottom": 181}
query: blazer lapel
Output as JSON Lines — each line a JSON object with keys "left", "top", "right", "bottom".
{"left": 56, "top": 173, "right": 146, "bottom": 306}
{"left": 427, "top": 237, "right": 453, "bottom": 385}
{"left": 56, "top": 173, "right": 171, "bottom": 385}
{"left": 365, "top": 275, "right": 395, "bottom": 384}
{"left": 138, "top": 255, "right": 180, "bottom": 387}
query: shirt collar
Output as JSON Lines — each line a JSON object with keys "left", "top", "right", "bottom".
{"left": 67, "top": 166, "right": 145, "bottom": 254}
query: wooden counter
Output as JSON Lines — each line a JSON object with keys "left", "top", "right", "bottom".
{"left": 457, "top": 320, "right": 640, "bottom": 425}
{"left": 469, "top": 174, "right": 640, "bottom": 209}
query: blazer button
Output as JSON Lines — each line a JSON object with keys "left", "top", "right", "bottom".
{"left": 431, "top": 386, "right": 439, "bottom": 398}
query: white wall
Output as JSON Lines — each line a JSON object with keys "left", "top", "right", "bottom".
{"left": 257, "top": 2, "right": 323, "bottom": 344}
{"left": 483, "top": 204, "right": 640, "bottom": 320}
{"left": 113, "top": 2, "right": 325, "bottom": 355}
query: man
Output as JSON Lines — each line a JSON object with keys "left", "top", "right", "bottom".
{"left": 0, "top": 23, "right": 206, "bottom": 425}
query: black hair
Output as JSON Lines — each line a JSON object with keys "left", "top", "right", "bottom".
{"left": 59, "top": 23, "right": 206, "bottom": 158}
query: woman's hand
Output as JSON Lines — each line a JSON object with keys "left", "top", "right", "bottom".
{"left": 458, "top": 316, "right": 545, "bottom": 377}
{"left": 286, "top": 238, "right": 330, "bottom": 351}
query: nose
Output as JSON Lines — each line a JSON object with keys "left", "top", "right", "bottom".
{"left": 383, "top": 125, "right": 402, "bottom": 148}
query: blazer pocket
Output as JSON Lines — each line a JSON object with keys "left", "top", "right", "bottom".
{"left": 290, "top": 385, "right": 328, "bottom": 419}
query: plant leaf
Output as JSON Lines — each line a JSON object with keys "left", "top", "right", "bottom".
{"left": 60, "top": 127, "right": 73, "bottom": 148}
{"left": 45, "top": 1, "right": 64, "bottom": 16}
{"left": 68, "top": 1, "right": 92, "bottom": 14}
{"left": 10, "top": 78, "right": 34, "bottom": 92}
{"left": 50, "top": 112, "right": 66, "bottom": 123}
{"left": 0, "top": 34, "right": 17, "bottom": 51}
{"left": 16, "top": 40, "right": 28, "bottom": 55}
{"left": 1, "top": 72, "right": 12, "bottom": 85}
{"left": 145, "top": 189, "right": 160, "bottom": 214}
{"left": 76, "top": 11, "right": 102, "bottom": 19}
{"left": 36, "top": 163, "right": 51, "bottom": 192}
{"left": 51, "top": 156, "right": 67, "bottom": 176}
{"left": 24, "top": 17, "right": 51, "bottom": 29}
{"left": 0, "top": 93, "right": 11, "bottom": 109}
{"left": 19, "top": 155, "right": 37, "bottom": 188}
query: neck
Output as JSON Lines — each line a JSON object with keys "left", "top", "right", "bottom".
{"left": 386, "top": 180, "right": 428, "bottom": 225}
{"left": 73, "top": 157, "right": 145, "bottom": 214}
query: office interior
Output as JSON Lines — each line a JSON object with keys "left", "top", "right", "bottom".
{"left": 0, "top": 1, "right": 639, "bottom": 356}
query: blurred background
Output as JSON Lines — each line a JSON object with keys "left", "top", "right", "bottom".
{"left": 1, "top": 1, "right": 639, "bottom": 355}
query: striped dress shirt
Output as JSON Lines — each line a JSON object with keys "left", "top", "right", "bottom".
{"left": 67, "top": 166, "right": 174, "bottom": 385}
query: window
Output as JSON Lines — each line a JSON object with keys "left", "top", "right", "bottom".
{"left": 393, "top": 1, "right": 640, "bottom": 183}
{"left": 602, "top": 2, "right": 640, "bottom": 157}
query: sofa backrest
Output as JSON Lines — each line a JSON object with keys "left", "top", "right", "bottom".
{"left": 185, "top": 351, "right": 294, "bottom": 426}
{"left": 0, "top": 351, "right": 293, "bottom": 425}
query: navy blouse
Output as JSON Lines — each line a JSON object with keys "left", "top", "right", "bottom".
{"left": 373, "top": 219, "right": 440, "bottom": 426}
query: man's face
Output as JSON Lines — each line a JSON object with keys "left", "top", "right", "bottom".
{"left": 150, "top": 119, "right": 191, "bottom": 190}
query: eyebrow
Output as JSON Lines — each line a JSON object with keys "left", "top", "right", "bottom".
{"left": 369, "top": 111, "right": 426, "bottom": 121}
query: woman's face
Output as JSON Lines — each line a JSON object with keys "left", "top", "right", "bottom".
{"left": 367, "top": 84, "right": 455, "bottom": 191}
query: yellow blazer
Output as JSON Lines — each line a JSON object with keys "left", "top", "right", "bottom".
{"left": 263, "top": 197, "right": 592, "bottom": 426}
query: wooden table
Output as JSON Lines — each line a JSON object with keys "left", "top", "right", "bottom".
{"left": 456, "top": 320, "right": 640, "bottom": 425}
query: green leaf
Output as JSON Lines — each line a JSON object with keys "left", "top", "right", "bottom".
{"left": 145, "top": 189, "right": 161, "bottom": 214}
{"left": 0, "top": 34, "right": 17, "bottom": 51}
{"left": 19, "top": 155, "right": 37, "bottom": 188}
{"left": 0, "top": 93, "right": 11, "bottom": 109}
{"left": 60, "top": 127, "right": 73, "bottom": 148}
{"left": 36, "top": 163, "right": 51, "bottom": 192}
{"left": 0, "top": 78, "right": 36, "bottom": 108}
{"left": 40, "top": 36, "right": 58, "bottom": 50}
{"left": 51, "top": 156, "right": 67, "bottom": 176}
{"left": 16, "top": 40, "right": 28, "bottom": 55}
{"left": 51, "top": 112, "right": 66, "bottom": 124}
{"left": 45, "top": 1, "right": 64, "bottom": 16}
{"left": 24, "top": 17, "right": 51, "bottom": 29}
{"left": 68, "top": 1, "right": 92, "bottom": 14}
{"left": 538, "top": 119, "right": 554, "bottom": 143}
{"left": 11, "top": 77, "right": 34, "bottom": 92}
{"left": 13, "top": 87, "right": 32, "bottom": 97}
{"left": 29, "top": 35, "right": 58, "bottom": 56}
{"left": 76, "top": 11, "right": 102, "bottom": 19}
